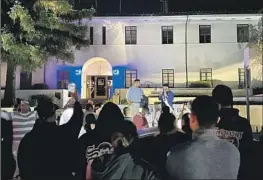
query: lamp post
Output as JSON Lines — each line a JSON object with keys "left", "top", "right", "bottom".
{"left": 244, "top": 47, "right": 250, "bottom": 122}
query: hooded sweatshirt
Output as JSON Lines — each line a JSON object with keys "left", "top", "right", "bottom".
{"left": 216, "top": 108, "right": 253, "bottom": 150}
{"left": 91, "top": 153, "right": 160, "bottom": 180}
{"left": 216, "top": 108, "right": 254, "bottom": 179}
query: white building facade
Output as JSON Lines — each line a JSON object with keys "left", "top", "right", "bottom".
{"left": 1, "top": 14, "right": 262, "bottom": 99}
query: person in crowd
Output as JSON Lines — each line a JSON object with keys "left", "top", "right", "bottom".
{"left": 18, "top": 95, "right": 83, "bottom": 180}
{"left": 178, "top": 102, "right": 191, "bottom": 120}
{"left": 133, "top": 106, "right": 149, "bottom": 130}
{"left": 79, "top": 104, "right": 97, "bottom": 138}
{"left": 87, "top": 99, "right": 94, "bottom": 106}
{"left": 166, "top": 96, "right": 240, "bottom": 179}
{"left": 84, "top": 114, "right": 96, "bottom": 132}
{"left": 78, "top": 114, "right": 97, "bottom": 138}
{"left": 152, "top": 104, "right": 161, "bottom": 127}
{"left": 84, "top": 103, "right": 97, "bottom": 121}
{"left": 94, "top": 103, "right": 102, "bottom": 112}
{"left": 59, "top": 97, "right": 76, "bottom": 125}
{"left": 1, "top": 112, "right": 16, "bottom": 180}
{"left": 10, "top": 100, "right": 38, "bottom": 176}
{"left": 181, "top": 113, "right": 192, "bottom": 139}
{"left": 162, "top": 106, "right": 170, "bottom": 114}
{"left": 76, "top": 102, "right": 125, "bottom": 180}
{"left": 123, "top": 106, "right": 132, "bottom": 121}
{"left": 13, "top": 98, "right": 22, "bottom": 111}
{"left": 212, "top": 85, "right": 254, "bottom": 179}
{"left": 212, "top": 85, "right": 253, "bottom": 149}
{"left": 126, "top": 79, "right": 144, "bottom": 117}
{"left": 158, "top": 113, "right": 176, "bottom": 135}
{"left": 154, "top": 113, "right": 190, "bottom": 175}
{"left": 158, "top": 84, "right": 174, "bottom": 112}
{"left": 90, "top": 120, "right": 160, "bottom": 180}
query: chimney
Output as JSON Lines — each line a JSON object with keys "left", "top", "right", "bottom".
{"left": 160, "top": 0, "right": 169, "bottom": 14}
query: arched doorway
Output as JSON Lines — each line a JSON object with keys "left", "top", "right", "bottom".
{"left": 81, "top": 57, "right": 112, "bottom": 99}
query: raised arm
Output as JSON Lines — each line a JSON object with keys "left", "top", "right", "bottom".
{"left": 61, "top": 101, "right": 84, "bottom": 139}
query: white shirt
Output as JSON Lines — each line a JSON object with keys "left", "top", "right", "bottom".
{"left": 59, "top": 108, "right": 74, "bottom": 125}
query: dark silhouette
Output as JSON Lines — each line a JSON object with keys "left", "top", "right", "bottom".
{"left": 18, "top": 96, "right": 83, "bottom": 180}
{"left": 1, "top": 116, "right": 16, "bottom": 180}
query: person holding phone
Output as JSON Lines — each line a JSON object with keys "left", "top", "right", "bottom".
{"left": 59, "top": 83, "right": 78, "bottom": 126}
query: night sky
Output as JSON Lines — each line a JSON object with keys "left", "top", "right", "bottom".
{"left": 73, "top": 0, "right": 262, "bottom": 15}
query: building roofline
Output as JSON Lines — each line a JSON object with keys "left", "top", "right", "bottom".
{"left": 94, "top": 10, "right": 261, "bottom": 17}
{"left": 79, "top": 13, "right": 261, "bottom": 24}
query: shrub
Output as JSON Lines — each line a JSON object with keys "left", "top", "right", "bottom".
{"left": 189, "top": 81, "right": 212, "bottom": 88}
{"left": 253, "top": 87, "right": 263, "bottom": 95}
{"left": 31, "top": 83, "right": 49, "bottom": 89}
{"left": 120, "top": 99, "right": 129, "bottom": 105}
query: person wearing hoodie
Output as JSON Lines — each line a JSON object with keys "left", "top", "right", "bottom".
{"left": 91, "top": 120, "right": 160, "bottom": 180}
{"left": 166, "top": 96, "right": 240, "bottom": 180}
{"left": 154, "top": 113, "right": 190, "bottom": 176}
{"left": 212, "top": 85, "right": 253, "bottom": 179}
{"left": 76, "top": 102, "right": 125, "bottom": 180}
{"left": 17, "top": 95, "right": 83, "bottom": 180}
{"left": 212, "top": 85, "right": 253, "bottom": 149}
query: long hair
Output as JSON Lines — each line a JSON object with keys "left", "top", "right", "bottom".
{"left": 95, "top": 102, "right": 124, "bottom": 142}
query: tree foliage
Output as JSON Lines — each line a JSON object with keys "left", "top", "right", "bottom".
{"left": 1, "top": 0, "right": 95, "bottom": 106}
{"left": 1, "top": 0, "right": 95, "bottom": 71}
{"left": 248, "top": 12, "right": 263, "bottom": 66}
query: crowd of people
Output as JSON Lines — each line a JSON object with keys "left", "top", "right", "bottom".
{"left": 1, "top": 84, "right": 263, "bottom": 180}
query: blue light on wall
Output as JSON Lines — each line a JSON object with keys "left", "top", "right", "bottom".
{"left": 112, "top": 66, "right": 129, "bottom": 94}
{"left": 56, "top": 66, "right": 82, "bottom": 96}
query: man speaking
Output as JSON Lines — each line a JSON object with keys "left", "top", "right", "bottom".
{"left": 126, "top": 79, "right": 144, "bottom": 117}
{"left": 158, "top": 84, "right": 174, "bottom": 112}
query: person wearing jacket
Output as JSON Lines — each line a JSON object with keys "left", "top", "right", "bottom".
{"left": 166, "top": 96, "right": 240, "bottom": 180}
{"left": 212, "top": 85, "right": 253, "bottom": 179}
{"left": 158, "top": 84, "right": 174, "bottom": 110}
{"left": 18, "top": 95, "right": 83, "bottom": 180}
{"left": 212, "top": 85, "right": 253, "bottom": 149}
{"left": 91, "top": 120, "right": 160, "bottom": 180}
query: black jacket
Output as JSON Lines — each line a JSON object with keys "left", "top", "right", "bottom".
{"left": 216, "top": 108, "right": 254, "bottom": 180}
{"left": 216, "top": 108, "right": 253, "bottom": 150}
{"left": 91, "top": 153, "right": 160, "bottom": 180}
{"left": 18, "top": 102, "right": 83, "bottom": 180}
{"left": 1, "top": 119, "right": 16, "bottom": 180}
{"left": 77, "top": 131, "right": 160, "bottom": 180}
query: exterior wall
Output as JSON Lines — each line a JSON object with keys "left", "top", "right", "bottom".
{"left": 1, "top": 14, "right": 262, "bottom": 89}
{"left": 1, "top": 63, "right": 45, "bottom": 89}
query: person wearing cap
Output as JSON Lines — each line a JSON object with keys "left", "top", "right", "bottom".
{"left": 9, "top": 100, "right": 38, "bottom": 177}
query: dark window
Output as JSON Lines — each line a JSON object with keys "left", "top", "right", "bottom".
{"left": 199, "top": 25, "right": 211, "bottom": 43}
{"left": 238, "top": 68, "right": 245, "bottom": 88}
{"left": 162, "top": 69, "right": 174, "bottom": 88}
{"left": 102, "top": 26, "right": 106, "bottom": 45}
{"left": 200, "top": 68, "right": 212, "bottom": 82}
{"left": 90, "top": 27, "right": 93, "bottom": 45}
{"left": 238, "top": 68, "right": 251, "bottom": 88}
{"left": 237, "top": 24, "right": 249, "bottom": 43}
{"left": 20, "top": 72, "right": 32, "bottom": 89}
{"left": 162, "top": 26, "right": 173, "bottom": 44}
{"left": 125, "top": 26, "right": 137, "bottom": 45}
{"left": 57, "top": 70, "right": 70, "bottom": 89}
{"left": 125, "top": 70, "right": 137, "bottom": 88}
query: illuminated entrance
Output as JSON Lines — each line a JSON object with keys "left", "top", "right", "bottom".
{"left": 81, "top": 57, "right": 112, "bottom": 99}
